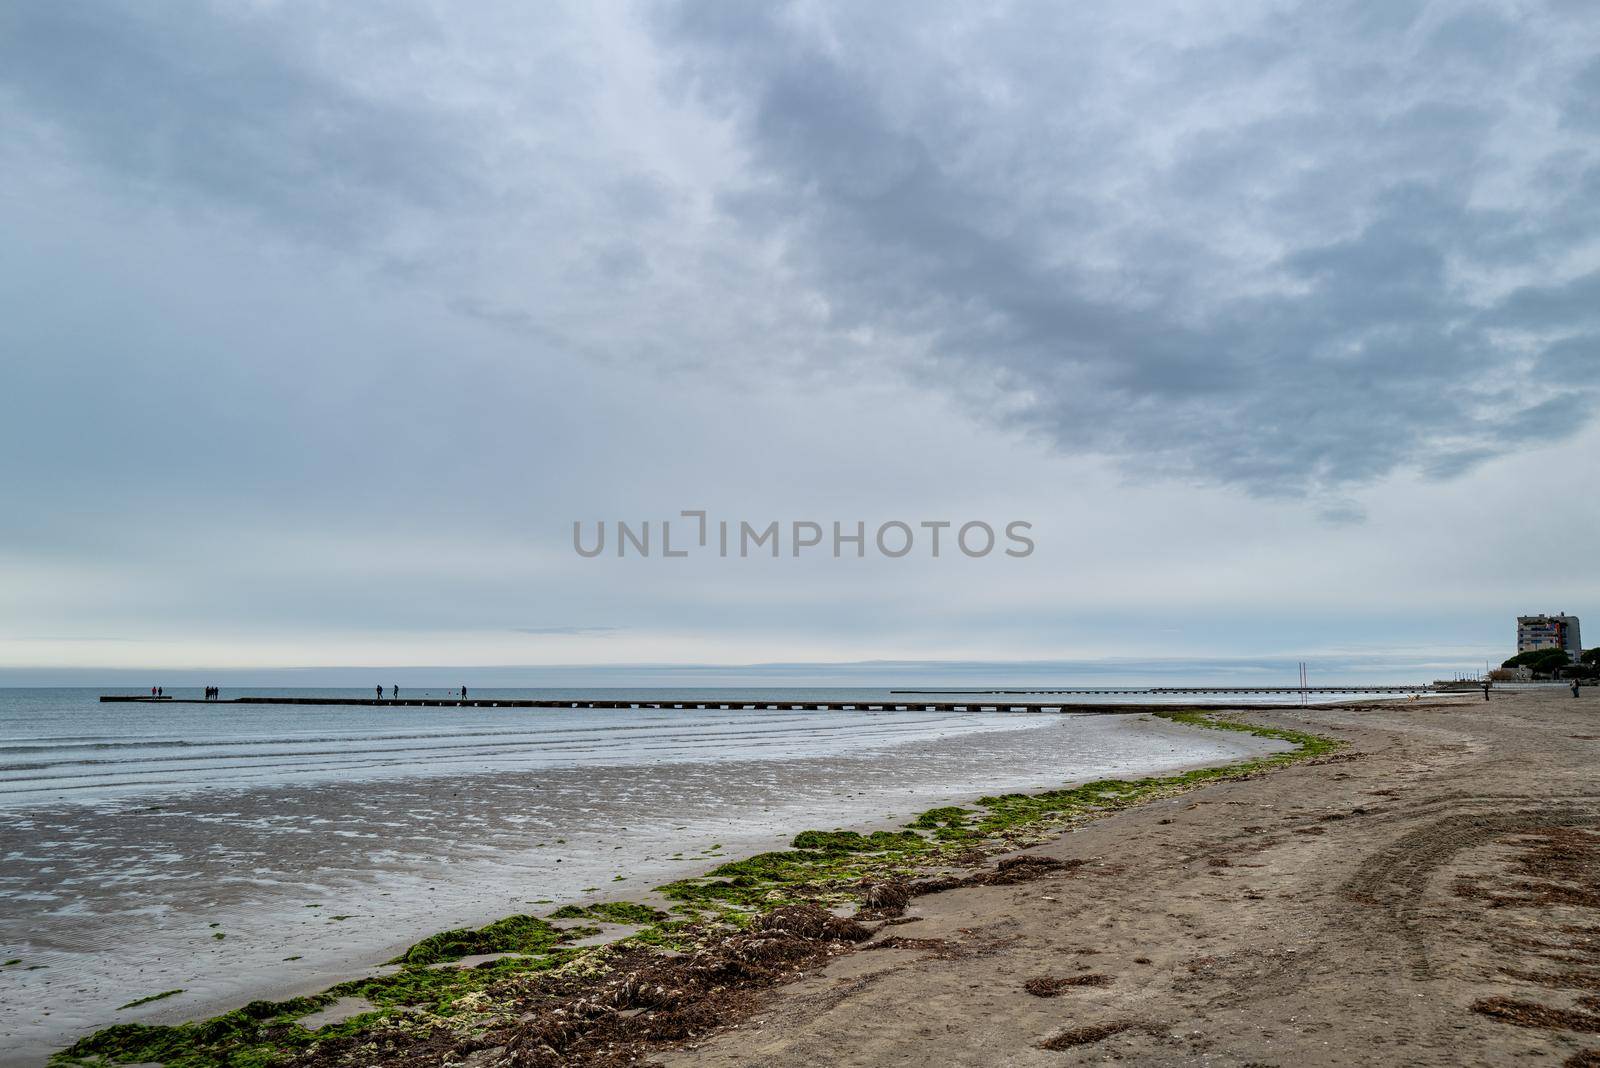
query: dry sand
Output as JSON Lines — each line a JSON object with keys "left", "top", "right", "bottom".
{"left": 659, "top": 687, "right": 1600, "bottom": 1066}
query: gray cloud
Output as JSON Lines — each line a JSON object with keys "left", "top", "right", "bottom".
{"left": 5, "top": 1, "right": 1593, "bottom": 513}
{"left": 656, "top": 1, "right": 1600, "bottom": 501}
{"left": 0, "top": 0, "right": 1596, "bottom": 672}
{"left": 0, "top": 2, "right": 481, "bottom": 246}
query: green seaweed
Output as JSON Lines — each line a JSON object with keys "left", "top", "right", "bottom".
{"left": 117, "top": 989, "right": 185, "bottom": 1011}
{"left": 907, "top": 806, "right": 978, "bottom": 839}
{"left": 548, "top": 901, "right": 667, "bottom": 925}
{"left": 789, "top": 829, "right": 927, "bottom": 852}
{"left": 388, "top": 914, "right": 567, "bottom": 966}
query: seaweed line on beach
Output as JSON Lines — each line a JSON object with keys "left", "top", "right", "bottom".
{"left": 50, "top": 710, "right": 1339, "bottom": 1068}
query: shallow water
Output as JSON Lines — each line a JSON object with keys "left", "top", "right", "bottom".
{"left": 0, "top": 688, "right": 1085, "bottom": 806}
{"left": 0, "top": 688, "right": 1288, "bottom": 1065}
{"left": 0, "top": 686, "right": 1393, "bottom": 807}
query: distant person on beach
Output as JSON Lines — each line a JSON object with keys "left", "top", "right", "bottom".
{"left": 1574, "top": 679, "right": 1583, "bottom": 698}
{"left": 1482, "top": 679, "right": 1491, "bottom": 701}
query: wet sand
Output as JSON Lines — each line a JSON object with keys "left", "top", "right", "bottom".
{"left": 0, "top": 711, "right": 1282, "bottom": 1065}
{"left": 665, "top": 688, "right": 1600, "bottom": 1066}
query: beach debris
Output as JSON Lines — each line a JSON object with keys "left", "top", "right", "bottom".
{"left": 860, "top": 935, "right": 958, "bottom": 955}
{"left": 750, "top": 903, "right": 871, "bottom": 943}
{"left": 985, "top": 854, "right": 1071, "bottom": 885}
{"left": 901, "top": 853, "right": 1075, "bottom": 903}
{"left": 1023, "top": 974, "right": 1111, "bottom": 997}
{"left": 1472, "top": 996, "right": 1600, "bottom": 1033}
{"left": 853, "top": 878, "right": 912, "bottom": 919}
{"left": 908, "top": 874, "right": 969, "bottom": 895}
{"left": 1038, "top": 1020, "right": 1135, "bottom": 1049}
{"left": 177, "top": 904, "right": 866, "bottom": 1067}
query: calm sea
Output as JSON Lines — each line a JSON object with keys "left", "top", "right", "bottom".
{"left": 0, "top": 685, "right": 1391, "bottom": 808}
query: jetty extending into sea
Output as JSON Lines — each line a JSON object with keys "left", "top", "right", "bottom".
{"left": 99, "top": 685, "right": 1450, "bottom": 714}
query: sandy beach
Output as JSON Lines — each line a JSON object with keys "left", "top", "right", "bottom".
{"left": 663, "top": 687, "right": 1600, "bottom": 1066}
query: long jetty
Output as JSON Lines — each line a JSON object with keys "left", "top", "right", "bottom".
{"left": 99, "top": 685, "right": 1452, "bottom": 715}
{"left": 890, "top": 685, "right": 1443, "bottom": 695}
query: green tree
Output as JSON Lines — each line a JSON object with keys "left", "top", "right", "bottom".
{"left": 1502, "top": 648, "right": 1572, "bottom": 674}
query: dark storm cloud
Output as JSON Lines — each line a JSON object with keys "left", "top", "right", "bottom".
{"left": 656, "top": 1, "right": 1600, "bottom": 499}
{"left": 0, "top": 2, "right": 480, "bottom": 243}
{"left": 1, "top": 0, "right": 1594, "bottom": 512}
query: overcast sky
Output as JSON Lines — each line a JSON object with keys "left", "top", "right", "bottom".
{"left": 1, "top": 0, "right": 1596, "bottom": 682}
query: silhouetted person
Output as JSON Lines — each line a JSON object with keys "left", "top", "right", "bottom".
{"left": 376, "top": 685, "right": 383, "bottom": 701}
{"left": 1482, "top": 679, "right": 1491, "bottom": 702}
{"left": 392, "top": 684, "right": 399, "bottom": 699}
{"left": 460, "top": 686, "right": 467, "bottom": 700}
{"left": 156, "top": 686, "right": 163, "bottom": 698}
{"left": 1573, "top": 679, "right": 1583, "bottom": 699}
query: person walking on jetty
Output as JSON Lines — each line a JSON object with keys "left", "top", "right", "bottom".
{"left": 375, "top": 685, "right": 383, "bottom": 701}
{"left": 392, "top": 684, "right": 398, "bottom": 699}
{"left": 460, "top": 685, "right": 467, "bottom": 701}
